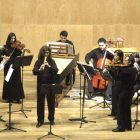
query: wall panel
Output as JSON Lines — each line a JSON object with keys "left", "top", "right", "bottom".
{"left": 46, "top": 25, "right": 93, "bottom": 63}
{"left": 0, "top": 0, "right": 24, "bottom": 24}
{"left": 25, "top": 0, "right": 71, "bottom": 24}
{"left": 70, "top": 0, "right": 116, "bottom": 24}
{"left": 1, "top": 24, "right": 48, "bottom": 70}
{"left": 115, "top": 0, "right": 140, "bottom": 24}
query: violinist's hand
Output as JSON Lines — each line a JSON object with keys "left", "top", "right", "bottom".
{"left": 3, "top": 56, "right": 10, "bottom": 60}
{"left": 134, "top": 62, "right": 139, "bottom": 71}
{"left": 23, "top": 48, "right": 31, "bottom": 53}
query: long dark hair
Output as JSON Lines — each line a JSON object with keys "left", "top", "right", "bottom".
{"left": 6, "top": 32, "right": 16, "bottom": 46}
{"left": 38, "top": 45, "right": 52, "bottom": 61}
{"left": 114, "top": 49, "right": 123, "bottom": 63}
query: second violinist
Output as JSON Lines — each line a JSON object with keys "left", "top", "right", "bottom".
{"left": 103, "top": 49, "right": 123, "bottom": 120}
{"left": 0, "top": 32, "right": 31, "bottom": 104}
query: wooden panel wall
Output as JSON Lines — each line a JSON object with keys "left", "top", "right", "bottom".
{"left": 0, "top": 0, "right": 140, "bottom": 70}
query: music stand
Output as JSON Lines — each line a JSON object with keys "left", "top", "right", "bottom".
{"left": 76, "top": 63, "right": 96, "bottom": 128}
{"left": 38, "top": 84, "right": 65, "bottom": 140}
{"left": 133, "top": 90, "right": 140, "bottom": 129}
{"left": 11, "top": 55, "right": 33, "bottom": 118}
{"left": 69, "top": 62, "right": 85, "bottom": 122}
{"left": 0, "top": 116, "right": 5, "bottom": 122}
{"left": 0, "top": 101, "right": 26, "bottom": 132}
{"left": 89, "top": 68, "right": 112, "bottom": 110}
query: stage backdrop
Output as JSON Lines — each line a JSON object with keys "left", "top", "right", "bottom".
{"left": 0, "top": 0, "right": 140, "bottom": 70}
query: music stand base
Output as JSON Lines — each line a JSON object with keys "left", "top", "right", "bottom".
{"left": 69, "top": 117, "right": 86, "bottom": 121}
{"left": 0, "top": 124, "right": 26, "bottom": 132}
{"left": 38, "top": 123, "right": 65, "bottom": 140}
{"left": 80, "top": 118, "right": 96, "bottom": 128}
{"left": 133, "top": 119, "right": 140, "bottom": 129}
{"left": 0, "top": 116, "right": 6, "bottom": 122}
{"left": 11, "top": 109, "right": 32, "bottom": 118}
{"left": 38, "top": 131, "right": 65, "bottom": 140}
{"left": 89, "top": 101, "right": 111, "bottom": 110}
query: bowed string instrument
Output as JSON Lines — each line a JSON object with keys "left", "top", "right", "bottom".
{"left": 92, "top": 41, "right": 112, "bottom": 89}
{"left": 0, "top": 39, "right": 31, "bottom": 70}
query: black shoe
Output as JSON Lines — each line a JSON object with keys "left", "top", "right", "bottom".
{"left": 108, "top": 114, "right": 116, "bottom": 116}
{"left": 113, "top": 116, "right": 117, "bottom": 120}
{"left": 105, "top": 97, "right": 112, "bottom": 101}
{"left": 6, "top": 100, "right": 13, "bottom": 103}
{"left": 88, "top": 92, "right": 96, "bottom": 99}
{"left": 112, "top": 128, "right": 125, "bottom": 132}
{"left": 50, "top": 121, "right": 55, "bottom": 125}
{"left": 125, "top": 126, "right": 132, "bottom": 131}
{"left": 36, "top": 122, "right": 43, "bottom": 128}
{"left": 17, "top": 100, "right": 21, "bottom": 104}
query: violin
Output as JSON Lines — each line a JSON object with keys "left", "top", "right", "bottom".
{"left": 11, "top": 40, "right": 31, "bottom": 53}
{"left": 11, "top": 40, "right": 25, "bottom": 50}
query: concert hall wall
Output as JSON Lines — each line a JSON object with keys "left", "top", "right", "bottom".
{"left": 0, "top": 0, "right": 140, "bottom": 70}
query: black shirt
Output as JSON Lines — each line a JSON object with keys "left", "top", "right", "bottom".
{"left": 85, "top": 48, "right": 113, "bottom": 68}
{"left": 110, "top": 66, "right": 137, "bottom": 91}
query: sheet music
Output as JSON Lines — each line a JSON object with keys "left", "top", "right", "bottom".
{"left": 5, "top": 64, "right": 14, "bottom": 82}
{"left": 47, "top": 41, "right": 74, "bottom": 55}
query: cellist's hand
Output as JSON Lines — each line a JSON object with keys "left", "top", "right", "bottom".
{"left": 102, "top": 68, "right": 107, "bottom": 73}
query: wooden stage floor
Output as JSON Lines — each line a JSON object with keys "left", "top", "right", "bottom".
{"left": 0, "top": 71, "right": 140, "bottom": 140}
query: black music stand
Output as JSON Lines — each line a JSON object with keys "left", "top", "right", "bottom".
{"left": 89, "top": 68, "right": 112, "bottom": 110}
{"left": 75, "top": 63, "right": 96, "bottom": 128}
{"left": 69, "top": 62, "right": 85, "bottom": 122}
{"left": 11, "top": 55, "right": 33, "bottom": 118}
{"left": 0, "top": 101, "right": 26, "bottom": 132}
{"left": 38, "top": 84, "right": 65, "bottom": 140}
{"left": 133, "top": 90, "right": 140, "bottom": 129}
{"left": 0, "top": 116, "right": 5, "bottom": 122}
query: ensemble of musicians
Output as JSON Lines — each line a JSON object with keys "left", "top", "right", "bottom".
{"left": 0, "top": 31, "right": 140, "bottom": 132}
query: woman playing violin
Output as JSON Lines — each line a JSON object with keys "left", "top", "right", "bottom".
{"left": 0, "top": 32, "right": 30, "bottom": 104}
{"left": 104, "top": 50, "right": 123, "bottom": 120}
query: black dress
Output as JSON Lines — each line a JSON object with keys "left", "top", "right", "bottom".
{"left": 33, "top": 57, "right": 58, "bottom": 123}
{"left": 0, "top": 45, "right": 24, "bottom": 101}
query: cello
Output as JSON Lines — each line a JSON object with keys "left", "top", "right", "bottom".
{"left": 92, "top": 43, "right": 112, "bottom": 89}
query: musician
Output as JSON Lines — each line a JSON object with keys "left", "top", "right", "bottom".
{"left": 33, "top": 45, "right": 58, "bottom": 128}
{"left": 130, "top": 52, "right": 140, "bottom": 92}
{"left": 0, "top": 32, "right": 29, "bottom": 104}
{"left": 85, "top": 37, "right": 114, "bottom": 99}
{"left": 104, "top": 50, "right": 123, "bottom": 120}
{"left": 57, "top": 30, "right": 75, "bottom": 85}
{"left": 110, "top": 55, "right": 137, "bottom": 132}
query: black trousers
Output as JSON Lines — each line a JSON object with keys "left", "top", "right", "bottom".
{"left": 66, "top": 69, "right": 75, "bottom": 85}
{"left": 37, "top": 90, "right": 55, "bottom": 123}
{"left": 87, "top": 76, "right": 112, "bottom": 97}
{"left": 111, "top": 80, "right": 121, "bottom": 116}
{"left": 117, "top": 90, "right": 134, "bottom": 130}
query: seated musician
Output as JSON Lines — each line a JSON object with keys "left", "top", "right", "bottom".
{"left": 108, "top": 55, "right": 137, "bottom": 132}
{"left": 57, "top": 30, "right": 75, "bottom": 85}
{"left": 104, "top": 50, "right": 123, "bottom": 120}
{"left": 85, "top": 37, "right": 114, "bottom": 100}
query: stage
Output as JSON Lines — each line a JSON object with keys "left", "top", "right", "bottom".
{"left": 0, "top": 71, "right": 140, "bottom": 140}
